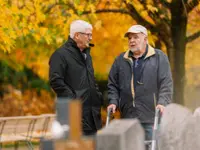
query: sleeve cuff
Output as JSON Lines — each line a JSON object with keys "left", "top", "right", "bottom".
{"left": 109, "top": 99, "right": 118, "bottom": 107}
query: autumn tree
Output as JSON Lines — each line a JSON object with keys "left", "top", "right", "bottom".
{"left": 0, "top": 0, "right": 200, "bottom": 105}
{"left": 62, "top": 0, "right": 200, "bottom": 105}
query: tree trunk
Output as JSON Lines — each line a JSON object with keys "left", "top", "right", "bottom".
{"left": 170, "top": 1, "right": 188, "bottom": 105}
{"left": 165, "top": 40, "right": 175, "bottom": 81}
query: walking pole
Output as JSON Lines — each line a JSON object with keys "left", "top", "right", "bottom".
{"left": 151, "top": 108, "right": 160, "bottom": 150}
{"left": 106, "top": 108, "right": 112, "bottom": 127}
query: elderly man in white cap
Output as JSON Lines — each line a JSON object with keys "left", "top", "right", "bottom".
{"left": 49, "top": 20, "right": 103, "bottom": 136}
{"left": 107, "top": 24, "right": 173, "bottom": 140}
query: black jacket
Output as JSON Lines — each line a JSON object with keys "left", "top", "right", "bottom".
{"left": 108, "top": 45, "right": 173, "bottom": 123}
{"left": 49, "top": 37, "right": 103, "bottom": 131}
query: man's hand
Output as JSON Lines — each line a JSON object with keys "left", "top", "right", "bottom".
{"left": 156, "top": 104, "right": 165, "bottom": 114}
{"left": 107, "top": 104, "right": 117, "bottom": 113}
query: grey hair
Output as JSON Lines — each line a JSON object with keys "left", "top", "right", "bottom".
{"left": 70, "top": 20, "right": 93, "bottom": 38}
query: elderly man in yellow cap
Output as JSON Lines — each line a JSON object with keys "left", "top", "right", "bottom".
{"left": 107, "top": 24, "right": 173, "bottom": 140}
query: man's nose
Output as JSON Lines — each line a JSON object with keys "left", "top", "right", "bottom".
{"left": 129, "top": 37, "right": 135, "bottom": 41}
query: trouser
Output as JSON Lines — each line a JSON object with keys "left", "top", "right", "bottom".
{"left": 141, "top": 123, "right": 153, "bottom": 140}
{"left": 82, "top": 109, "right": 97, "bottom": 136}
{"left": 141, "top": 123, "right": 154, "bottom": 150}
{"left": 83, "top": 129, "right": 97, "bottom": 136}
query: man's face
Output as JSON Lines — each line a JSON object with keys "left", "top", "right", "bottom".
{"left": 128, "top": 33, "right": 147, "bottom": 52}
{"left": 76, "top": 28, "right": 92, "bottom": 50}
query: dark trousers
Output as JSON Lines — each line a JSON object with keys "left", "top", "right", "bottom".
{"left": 83, "top": 129, "right": 97, "bottom": 136}
{"left": 82, "top": 109, "right": 97, "bottom": 136}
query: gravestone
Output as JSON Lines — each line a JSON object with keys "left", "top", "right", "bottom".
{"left": 158, "top": 103, "right": 192, "bottom": 150}
{"left": 55, "top": 97, "right": 71, "bottom": 138}
{"left": 193, "top": 107, "right": 200, "bottom": 117}
{"left": 96, "top": 119, "right": 145, "bottom": 150}
{"left": 181, "top": 115, "right": 200, "bottom": 150}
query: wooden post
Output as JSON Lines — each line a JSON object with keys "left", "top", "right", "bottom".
{"left": 69, "top": 100, "right": 82, "bottom": 140}
{"left": 53, "top": 99, "right": 95, "bottom": 150}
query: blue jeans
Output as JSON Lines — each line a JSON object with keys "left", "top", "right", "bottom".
{"left": 141, "top": 123, "right": 153, "bottom": 141}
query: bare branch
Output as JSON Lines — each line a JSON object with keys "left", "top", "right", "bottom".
{"left": 67, "top": 2, "right": 78, "bottom": 14}
{"left": 44, "top": 4, "right": 57, "bottom": 13}
{"left": 159, "top": 0, "right": 171, "bottom": 9}
{"left": 186, "top": 0, "right": 200, "bottom": 13}
{"left": 82, "top": 8, "right": 130, "bottom": 15}
{"left": 123, "top": 1, "right": 155, "bottom": 28}
{"left": 124, "top": 1, "right": 172, "bottom": 51}
{"left": 44, "top": 1, "right": 78, "bottom": 14}
{"left": 186, "top": 30, "right": 200, "bottom": 43}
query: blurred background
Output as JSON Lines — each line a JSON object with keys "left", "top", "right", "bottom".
{"left": 0, "top": 0, "right": 200, "bottom": 123}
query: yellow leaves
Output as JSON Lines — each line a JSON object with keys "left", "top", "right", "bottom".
{"left": 128, "top": 0, "right": 155, "bottom": 25}
{"left": 0, "top": 0, "right": 74, "bottom": 52}
{"left": 90, "top": 13, "right": 134, "bottom": 79}
{"left": 0, "top": 28, "right": 16, "bottom": 52}
{"left": 68, "top": 9, "right": 75, "bottom": 16}
{"left": 0, "top": 0, "right": 169, "bottom": 80}
{"left": 31, "top": 27, "right": 53, "bottom": 44}
{"left": 198, "top": 3, "right": 200, "bottom": 11}
{"left": 10, "top": 6, "right": 19, "bottom": 14}
{"left": 88, "top": 4, "right": 96, "bottom": 13}
{"left": 148, "top": 33, "right": 157, "bottom": 47}
{"left": 22, "top": 28, "right": 29, "bottom": 36}
{"left": 0, "top": 1, "right": 28, "bottom": 52}
{"left": 40, "top": 27, "right": 48, "bottom": 36}
{"left": 77, "top": 5, "right": 85, "bottom": 15}
{"left": 126, "top": 0, "right": 132, "bottom": 4}
{"left": 94, "top": 20, "right": 102, "bottom": 30}
{"left": 49, "top": 0, "right": 58, "bottom": 3}
{"left": 147, "top": 4, "right": 158, "bottom": 13}
{"left": 166, "top": 0, "right": 172, "bottom": 3}
{"left": 29, "top": 58, "right": 49, "bottom": 80}
{"left": 132, "top": 0, "right": 144, "bottom": 11}
{"left": 55, "top": 17, "right": 66, "bottom": 27}
{"left": 0, "top": 44, "right": 13, "bottom": 53}
{"left": 140, "top": 10, "right": 149, "bottom": 17}
{"left": 36, "top": 12, "right": 46, "bottom": 23}
{"left": 56, "top": 37, "right": 64, "bottom": 44}
{"left": 45, "top": 34, "right": 52, "bottom": 45}
{"left": 34, "top": 34, "right": 41, "bottom": 43}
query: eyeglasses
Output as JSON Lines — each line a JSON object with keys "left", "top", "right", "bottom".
{"left": 79, "top": 32, "right": 92, "bottom": 38}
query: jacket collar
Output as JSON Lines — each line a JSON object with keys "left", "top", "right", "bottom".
{"left": 65, "top": 36, "right": 91, "bottom": 53}
{"left": 123, "top": 44, "right": 155, "bottom": 60}
{"left": 66, "top": 36, "right": 79, "bottom": 49}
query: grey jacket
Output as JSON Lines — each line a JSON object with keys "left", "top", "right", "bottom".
{"left": 108, "top": 45, "right": 173, "bottom": 123}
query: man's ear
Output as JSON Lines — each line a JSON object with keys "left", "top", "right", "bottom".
{"left": 74, "top": 32, "right": 79, "bottom": 40}
{"left": 144, "top": 36, "right": 148, "bottom": 43}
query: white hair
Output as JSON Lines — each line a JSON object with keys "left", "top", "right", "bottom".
{"left": 70, "top": 20, "right": 93, "bottom": 38}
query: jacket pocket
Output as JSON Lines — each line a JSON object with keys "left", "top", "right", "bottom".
{"left": 82, "top": 119, "right": 93, "bottom": 131}
{"left": 118, "top": 98, "right": 122, "bottom": 114}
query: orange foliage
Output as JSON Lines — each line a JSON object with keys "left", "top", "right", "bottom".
{"left": 101, "top": 107, "right": 121, "bottom": 127}
{"left": 0, "top": 85, "right": 121, "bottom": 128}
{"left": 0, "top": 85, "right": 55, "bottom": 117}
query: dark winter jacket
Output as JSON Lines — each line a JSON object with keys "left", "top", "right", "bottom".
{"left": 49, "top": 37, "right": 103, "bottom": 131}
{"left": 108, "top": 45, "right": 173, "bottom": 123}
